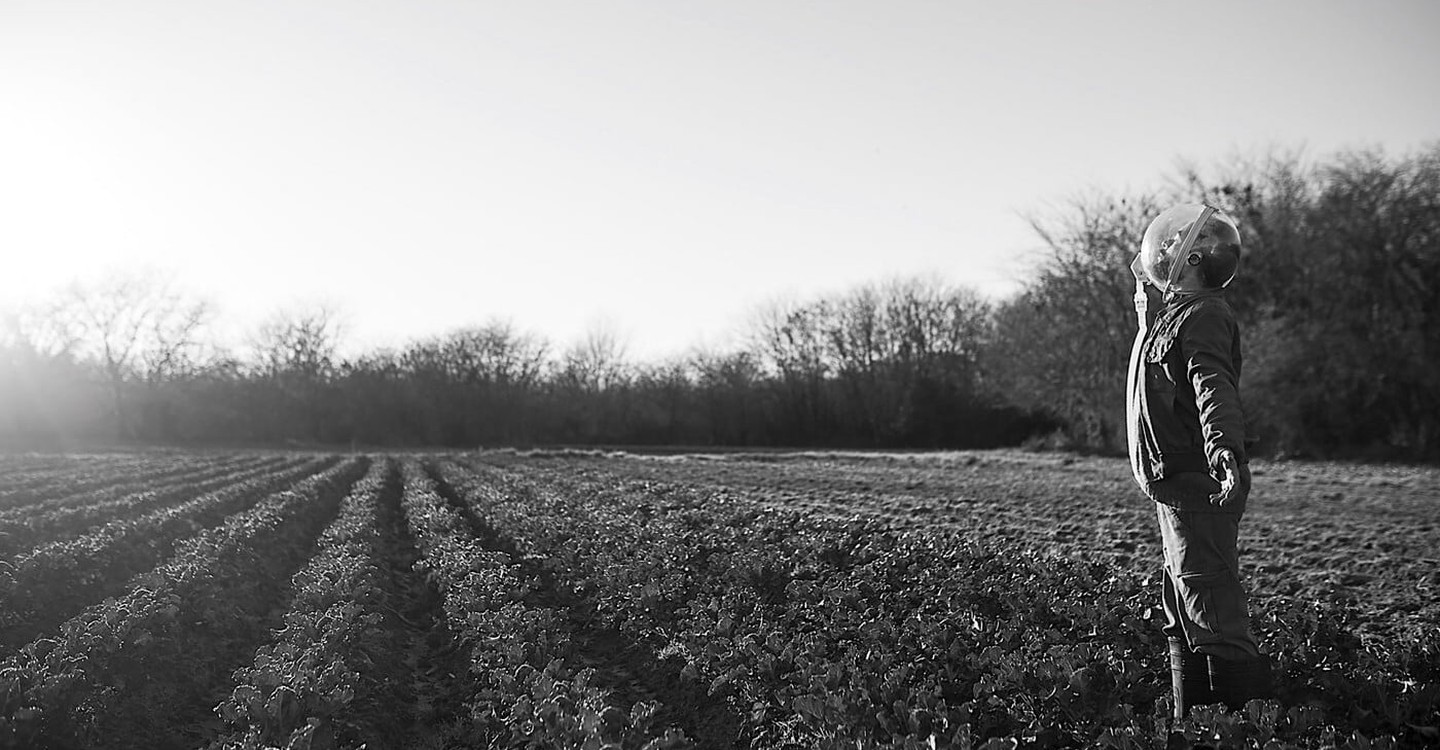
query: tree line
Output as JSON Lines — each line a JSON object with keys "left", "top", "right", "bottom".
{"left": 0, "top": 276, "right": 1047, "bottom": 451}
{"left": 3, "top": 144, "right": 1436, "bottom": 460}
{"left": 990, "top": 145, "right": 1440, "bottom": 461}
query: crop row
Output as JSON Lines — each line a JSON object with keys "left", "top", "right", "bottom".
{"left": 0, "top": 450, "right": 1430, "bottom": 749}
{"left": 0, "top": 453, "right": 247, "bottom": 512}
{"left": 0, "top": 454, "right": 162, "bottom": 501}
{"left": 0, "top": 453, "right": 298, "bottom": 558}
{"left": 206, "top": 457, "right": 406, "bottom": 749}
{"left": 396, "top": 458, "right": 693, "bottom": 749}
{"left": 0, "top": 449, "right": 259, "bottom": 521}
{"left": 552, "top": 454, "right": 1440, "bottom": 740}
{"left": 437, "top": 457, "right": 1427, "bottom": 749}
{"left": 572, "top": 453, "right": 1440, "bottom": 630}
{"left": 0, "top": 456, "right": 339, "bottom": 653}
{"left": 185, "top": 455, "right": 701, "bottom": 749}
{"left": 0, "top": 453, "right": 261, "bottom": 519}
{"left": 0, "top": 456, "right": 366, "bottom": 749}
{"left": 440, "top": 459, "right": 1076, "bottom": 748}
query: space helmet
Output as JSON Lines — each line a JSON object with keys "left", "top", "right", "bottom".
{"left": 1139, "top": 203, "right": 1242, "bottom": 293}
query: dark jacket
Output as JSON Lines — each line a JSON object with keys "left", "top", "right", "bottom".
{"left": 1127, "top": 290, "right": 1247, "bottom": 488}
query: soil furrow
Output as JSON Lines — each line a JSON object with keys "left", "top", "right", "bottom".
{"left": 384, "top": 462, "right": 481, "bottom": 748}
{"left": 43, "top": 460, "right": 366, "bottom": 749}
{"left": 427, "top": 460, "right": 742, "bottom": 749}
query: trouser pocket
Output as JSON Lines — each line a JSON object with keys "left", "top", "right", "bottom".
{"left": 1156, "top": 503, "right": 1260, "bottom": 660}
{"left": 1176, "top": 569, "right": 1242, "bottom": 640}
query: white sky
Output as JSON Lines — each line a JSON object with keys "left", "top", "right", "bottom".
{"left": 2, "top": 0, "right": 1437, "bottom": 361}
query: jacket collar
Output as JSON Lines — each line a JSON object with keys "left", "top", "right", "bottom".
{"left": 1162, "top": 288, "right": 1225, "bottom": 311}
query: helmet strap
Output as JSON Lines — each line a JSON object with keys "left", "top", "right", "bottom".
{"left": 1163, "top": 204, "right": 1217, "bottom": 298}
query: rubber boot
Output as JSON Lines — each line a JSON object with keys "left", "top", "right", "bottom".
{"left": 1208, "top": 653, "right": 1275, "bottom": 711}
{"left": 1168, "top": 638, "right": 1215, "bottom": 719}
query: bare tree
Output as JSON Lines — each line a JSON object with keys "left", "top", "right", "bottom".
{"left": 248, "top": 304, "right": 344, "bottom": 441}
{"left": 440, "top": 321, "right": 549, "bottom": 389}
{"left": 62, "top": 271, "right": 213, "bottom": 439}
{"left": 138, "top": 297, "right": 212, "bottom": 386}
{"left": 394, "top": 319, "right": 550, "bottom": 445}
{"left": 987, "top": 193, "right": 1160, "bottom": 450}
{"left": 1, "top": 301, "right": 83, "bottom": 362}
{"left": 558, "top": 319, "right": 630, "bottom": 393}
{"left": 249, "top": 305, "right": 343, "bottom": 380}
{"left": 551, "top": 320, "right": 633, "bottom": 442}
{"left": 691, "top": 347, "right": 761, "bottom": 445}
{"left": 748, "top": 296, "right": 834, "bottom": 443}
{"left": 1, "top": 302, "right": 89, "bottom": 441}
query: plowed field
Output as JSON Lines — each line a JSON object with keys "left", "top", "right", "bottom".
{"left": 0, "top": 449, "right": 1435, "bottom": 749}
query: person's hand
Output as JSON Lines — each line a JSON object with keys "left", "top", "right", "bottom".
{"left": 1208, "top": 449, "right": 1241, "bottom": 507}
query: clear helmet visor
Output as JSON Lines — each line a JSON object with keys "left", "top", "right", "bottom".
{"left": 1139, "top": 203, "right": 1242, "bottom": 292}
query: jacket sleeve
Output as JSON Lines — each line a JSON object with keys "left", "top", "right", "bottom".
{"left": 1181, "top": 302, "right": 1247, "bottom": 466}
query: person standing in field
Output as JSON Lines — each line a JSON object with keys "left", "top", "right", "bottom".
{"left": 1125, "top": 203, "right": 1275, "bottom": 719}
